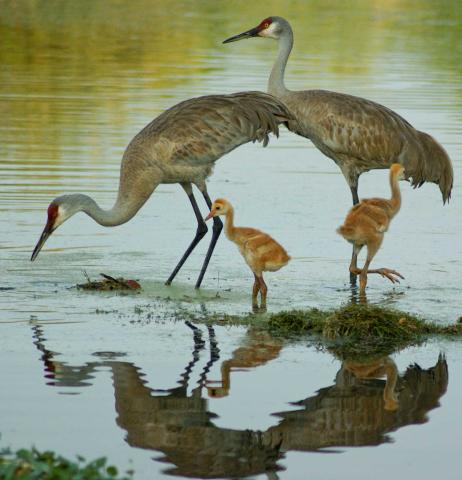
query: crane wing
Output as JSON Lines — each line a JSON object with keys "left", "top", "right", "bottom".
{"left": 130, "top": 92, "right": 293, "bottom": 166}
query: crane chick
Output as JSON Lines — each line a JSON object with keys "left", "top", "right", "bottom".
{"left": 337, "top": 163, "right": 406, "bottom": 296}
{"left": 205, "top": 198, "right": 290, "bottom": 311}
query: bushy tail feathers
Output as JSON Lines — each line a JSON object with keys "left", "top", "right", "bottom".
{"left": 231, "top": 92, "right": 294, "bottom": 147}
{"left": 407, "top": 131, "right": 454, "bottom": 204}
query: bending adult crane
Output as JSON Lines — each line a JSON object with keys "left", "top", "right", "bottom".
{"left": 224, "top": 16, "right": 454, "bottom": 205}
{"left": 31, "top": 92, "right": 292, "bottom": 289}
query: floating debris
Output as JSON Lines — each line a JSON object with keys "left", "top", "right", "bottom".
{"left": 77, "top": 272, "right": 141, "bottom": 291}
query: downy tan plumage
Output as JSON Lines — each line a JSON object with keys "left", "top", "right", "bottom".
{"left": 205, "top": 198, "right": 290, "bottom": 310}
{"left": 337, "top": 163, "right": 406, "bottom": 296}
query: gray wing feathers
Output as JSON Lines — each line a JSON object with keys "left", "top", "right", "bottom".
{"left": 126, "top": 92, "right": 292, "bottom": 163}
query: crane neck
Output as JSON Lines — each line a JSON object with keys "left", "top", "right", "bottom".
{"left": 389, "top": 171, "right": 402, "bottom": 216}
{"left": 71, "top": 193, "right": 145, "bottom": 227}
{"left": 268, "top": 30, "right": 293, "bottom": 97}
{"left": 223, "top": 206, "right": 236, "bottom": 241}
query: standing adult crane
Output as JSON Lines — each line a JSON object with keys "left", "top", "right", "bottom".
{"left": 223, "top": 16, "right": 454, "bottom": 206}
{"left": 31, "top": 92, "right": 292, "bottom": 289}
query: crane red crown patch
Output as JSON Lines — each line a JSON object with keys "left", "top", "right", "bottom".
{"left": 47, "top": 203, "right": 59, "bottom": 224}
{"left": 258, "top": 17, "right": 273, "bottom": 29}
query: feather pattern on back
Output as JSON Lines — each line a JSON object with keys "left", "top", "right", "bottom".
{"left": 115, "top": 92, "right": 292, "bottom": 203}
{"left": 280, "top": 89, "right": 453, "bottom": 202}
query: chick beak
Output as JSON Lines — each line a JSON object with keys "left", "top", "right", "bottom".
{"left": 204, "top": 211, "right": 215, "bottom": 222}
{"left": 223, "top": 26, "right": 260, "bottom": 44}
{"left": 31, "top": 223, "right": 54, "bottom": 261}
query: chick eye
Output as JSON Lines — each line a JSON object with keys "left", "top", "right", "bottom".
{"left": 216, "top": 206, "right": 221, "bottom": 210}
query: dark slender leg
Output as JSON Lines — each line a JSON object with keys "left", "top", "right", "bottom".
{"left": 350, "top": 184, "right": 360, "bottom": 285}
{"left": 351, "top": 185, "right": 359, "bottom": 206}
{"left": 195, "top": 190, "right": 223, "bottom": 289}
{"left": 165, "top": 191, "right": 208, "bottom": 285}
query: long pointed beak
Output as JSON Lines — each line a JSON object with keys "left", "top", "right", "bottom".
{"left": 204, "top": 212, "right": 214, "bottom": 221}
{"left": 31, "top": 225, "right": 53, "bottom": 261}
{"left": 223, "top": 26, "right": 260, "bottom": 44}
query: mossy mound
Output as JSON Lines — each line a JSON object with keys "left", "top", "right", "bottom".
{"left": 267, "top": 304, "right": 462, "bottom": 356}
{"left": 322, "top": 304, "right": 427, "bottom": 355}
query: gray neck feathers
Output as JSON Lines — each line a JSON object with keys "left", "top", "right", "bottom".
{"left": 70, "top": 194, "right": 139, "bottom": 227}
{"left": 268, "top": 27, "right": 293, "bottom": 97}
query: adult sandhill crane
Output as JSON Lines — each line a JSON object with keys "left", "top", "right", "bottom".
{"left": 337, "top": 163, "right": 406, "bottom": 296}
{"left": 205, "top": 198, "right": 290, "bottom": 310}
{"left": 30, "top": 92, "right": 292, "bottom": 289}
{"left": 223, "top": 16, "right": 454, "bottom": 206}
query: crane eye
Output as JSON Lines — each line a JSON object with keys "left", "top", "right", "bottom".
{"left": 263, "top": 22, "right": 269, "bottom": 28}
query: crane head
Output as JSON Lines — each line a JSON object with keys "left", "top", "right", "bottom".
{"left": 204, "top": 198, "right": 232, "bottom": 220}
{"left": 31, "top": 197, "right": 73, "bottom": 261}
{"left": 223, "top": 17, "right": 285, "bottom": 43}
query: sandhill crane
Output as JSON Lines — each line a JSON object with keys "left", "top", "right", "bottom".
{"left": 31, "top": 92, "right": 292, "bottom": 289}
{"left": 337, "top": 163, "right": 406, "bottom": 296}
{"left": 205, "top": 198, "right": 290, "bottom": 310}
{"left": 223, "top": 16, "right": 454, "bottom": 206}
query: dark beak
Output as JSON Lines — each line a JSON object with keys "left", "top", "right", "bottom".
{"left": 31, "top": 224, "right": 54, "bottom": 261}
{"left": 223, "top": 26, "right": 260, "bottom": 44}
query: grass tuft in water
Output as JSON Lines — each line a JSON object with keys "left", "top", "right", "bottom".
{"left": 266, "top": 304, "right": 462, "bottom": 356}
{"left": 267, "top": 308, "right": 329, "bottom": 335}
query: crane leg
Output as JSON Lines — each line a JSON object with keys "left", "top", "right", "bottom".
{"left": 351, "top": 185, "right": 359, "bottom": 206}
{"left": 195, "top": 190, "right": 223, "bottom": 289}
{"left": 165, "top": 190, "right": 208, "bottom": 286}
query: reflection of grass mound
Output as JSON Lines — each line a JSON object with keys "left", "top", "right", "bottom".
{"left": 267, "top": 304, "right": 462, "bottom": 356}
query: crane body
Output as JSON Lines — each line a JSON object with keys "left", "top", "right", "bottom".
{"left": 224, "top": 16, "right": 454, "bottom": 205}
{"left": 31, "top": 92, "right": 292, "bottom": 289}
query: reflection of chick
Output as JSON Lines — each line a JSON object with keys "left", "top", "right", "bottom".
{"left": 344, "top": 357, "right": 399, "bottom": 411}
{"left": 206, "top": 328, "right": 282, "bottom": 398}
{"left": 205, "top": 198, "right": 290, "bottom": 310}
{"left": 337, "top": 163, "right": 405, "bottom": 295}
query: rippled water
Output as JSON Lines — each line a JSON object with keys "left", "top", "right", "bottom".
{"left": 1, "top": 1, "right": 462, "bottom": 479}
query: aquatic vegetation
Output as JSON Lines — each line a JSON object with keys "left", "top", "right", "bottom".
{"left": 268, "top": 304, "right": 462, "bottom": 355}
{"left": 0, "top": 447, "right": 133, "bottom": 479}
{"left": 77, "top": 272, "right": 141, "bottom": 291}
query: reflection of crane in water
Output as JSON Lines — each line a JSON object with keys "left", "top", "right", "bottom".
{"left": 31, "top": 324, "right": 448, "bottom": 478}
{"left": 31, "top": 322, "right": 283, "bottom": 478}
{"left": 206, "top": 327, "right": 283, "bottom": 397}
{"left": 265, "top": 354, "right": 448, "bottom": 451}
